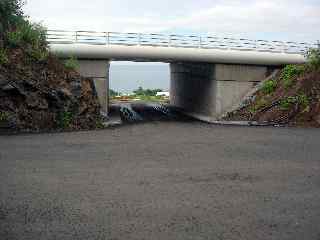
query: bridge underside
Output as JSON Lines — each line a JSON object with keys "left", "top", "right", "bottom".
{"left": 74, "top": 60, "right": 274, "bottom": 121}
{"left": 170, "top": 63, "right": 272, "bottom": 121}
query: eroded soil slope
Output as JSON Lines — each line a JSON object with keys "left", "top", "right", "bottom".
{"left": 224, "top": 67, "right": 320, "bottom": 127}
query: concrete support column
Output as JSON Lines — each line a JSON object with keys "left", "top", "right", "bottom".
{"left": 170, "top": 62, "right": 216, "bottom": 119}
{"left": 77, "top": 60, "right": 110, "bottom": 114}
{"left": 170, "top": 62, "right": 269, "bottom": 121}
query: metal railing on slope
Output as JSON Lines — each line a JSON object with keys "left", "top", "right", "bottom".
{"left": 46, "top": 30, "right": 318, "bottom": 55}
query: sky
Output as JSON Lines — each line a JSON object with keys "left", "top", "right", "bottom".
{"left": 23, "top": 0, "right": 320, "bottom": 92}
{"left": 24, "top": 0, "right": 320, "bottom": 43}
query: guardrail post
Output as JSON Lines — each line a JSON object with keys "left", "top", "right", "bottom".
{"left": 168, "top": 35, "right": 171, "bottom": 47}
{"left": 254, "top": 40, "right": 258, "bottom": 50}
{"left": 75, "top": 31, "right": 78, "bottom": 43}
{"left": 138, "top": 33, "right": 141, "bottom": 46}
{"left": 282, "top": 41, "right": 287, "bottom": 53}
{"left": 106, "top": 32, "right": 110, "bottom": 45}
{"left": 199, "top": 36, "right": 202, "bottom": 48}
{"left": 317, "top": 40, "right": 320, "bottom": 49}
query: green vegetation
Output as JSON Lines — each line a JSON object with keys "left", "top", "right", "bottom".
{"left": 6, "top": 21, "right": 46, "bottom": 48}
{"left": 132, "top": 87, "right": 165, "bottom": 102}
{"left": 306, "top": 48, "right": 320, "bottom": 71}
{"left": 0, "top": 0, "right": 24, "bottom": 37}
{"left": 0, "top": 111, "right": 9, "bottom": 122}
{"left": 0, "top": 0, "right": 48, "bottom": 63}
{"left": 279, "top": 94, "right": 310, "bottom": 111}
{"left": 280, "top": 65, "right": 305, "bottom": 89}
{"left": 95, "top": 119, "right": 105, "bottom": 129}
{"left": 135, "top": 95, "right": 163, "bottom": 102}
{"left": 109, "top": 89, "right": 120, "bottom": 97}
{"left": 110, "top": 87, "right": 168, "bottom": 103}
{"left": 297, "top": 94, "right": 310, "bottom": 108}
{"left": 249, "top": 98, "right": 268, "bottom": 114}
{"left": 64, "top": 56, "right": 79, "bottom": 70}
{"left": 280, "top": 96, "right": 297, "bottom": 110}
{"left": 261, "top": 79, "right": 277, "bottom": 94}
{"left": 0, "top": 48, "right": 8, "bottom": 65}
{"left": 133, "top": 87, "right": 163, "bottom": 96}
{"left": 58, "top": 111, "right": 73, "bottom": 129}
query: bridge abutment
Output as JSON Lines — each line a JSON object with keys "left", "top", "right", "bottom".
{"left": 76, "top": 60, "right": 110, "bottom": 114}
{"left": 170, "top": 62, "right": 269, "bottom": 121}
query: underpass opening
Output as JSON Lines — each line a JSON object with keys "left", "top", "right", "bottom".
{"left": 109, "top": 61, "right": 178, "bottom": 123}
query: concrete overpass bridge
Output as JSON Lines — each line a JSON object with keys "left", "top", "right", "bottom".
{"left": 47, "top": 30, "right": 317, "bottom": 121}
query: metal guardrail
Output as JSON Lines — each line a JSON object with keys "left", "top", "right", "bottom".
{"left": 46, "top": 30, "right": 318, "bottom": 55}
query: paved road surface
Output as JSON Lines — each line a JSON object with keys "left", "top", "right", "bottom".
{"left": 0, "top": 122, "right": 320, "bottom": 240}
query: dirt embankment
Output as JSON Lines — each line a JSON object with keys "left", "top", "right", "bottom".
{"left": 0, "top": 48, "right": 102, "bottom": 132}
{"left": 224, "top": 66, "right": 320, "bottom": 127}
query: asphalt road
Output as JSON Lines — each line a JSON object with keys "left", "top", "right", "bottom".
{"left": 1, "top": 122, "right": 320, "bottom": 240}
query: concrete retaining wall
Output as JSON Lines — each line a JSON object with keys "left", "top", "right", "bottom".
{"left": 170, "top": 62, "right": 269, "bottom": 121}
{"left": 77, "top": 60, "right": 110, "bottom": 113}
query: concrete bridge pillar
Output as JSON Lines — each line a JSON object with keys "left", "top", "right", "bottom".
{"left": 170, "top": 62, "right": 269, "bottom": 121}
{"left": 77, "top": 60, "right": 110, "bottom": 114}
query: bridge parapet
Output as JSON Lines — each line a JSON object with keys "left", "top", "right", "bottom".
{"left": 47, "top": 30, "right": 317, "bottom": 55}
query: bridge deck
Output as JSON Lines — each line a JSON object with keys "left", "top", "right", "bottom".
{"left": 47, "top": 30, "right": 316, "bottom": 65}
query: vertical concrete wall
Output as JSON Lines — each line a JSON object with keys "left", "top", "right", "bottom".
{"left": 170, "top": 62, "right": 216, "bottom": 118}
{"left": 213, "top": 64, "right": 267, "bottom": 117}
{"left": 77, "top": 60, "right": 110, "bottom": 113}
{"left": 170, "top": 62, "right": 269, "bottom": 121}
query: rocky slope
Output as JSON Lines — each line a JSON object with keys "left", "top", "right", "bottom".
{"left": 0, "top": 48, "right": 102, "bottom": 132}
{"left": 223, "top": 66, "right": 320, "bottom": 127}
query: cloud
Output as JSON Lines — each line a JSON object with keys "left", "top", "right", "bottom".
{"left": 24, "top": 0, "right": 320, "bottom": 42}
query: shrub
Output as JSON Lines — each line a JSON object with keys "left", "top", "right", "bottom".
{"left": 280, "top": 96, "right": 297, "bottom": 110}
{"left": 297, "top": 94, "right": 309, "bottom": 107}
{"left": 58, "top": 111, "right": 73, "bottom": 129}
{"left": 0, "top": 111, "right": 9, "bottom": 121}
{"left": 95, "top": 119, "right": 105, "bottom": 129}
{"left": 133, "top": 87, "right": 163, "bottom": 96}
{"left": 280, "top": 65, "right": 305, "bottom": 89}
{"left": 306, "top": 48, "right": 320, "bottom": 71}
{"left": 279, "top": 95, "right": 309, "bottom": 111}
{"left": 6, "top": 21, "right": 47, "bottom": 49}
{"left": 109, "top": 89, "right": 120, "bottom": 97}
{"left": 261, "top": 79, "right": 277, "bottom": 94}
{"left": 0, "top": 48, "right": 8, "bottom": 65}
{"left": 27, "top": 47, "right": 49, "bottom": 62}
{"left": 64, "top": 56, "right": 79, "bottom": 70}
{"left": 0, "top": 0, "right": 24, "bottom": 36}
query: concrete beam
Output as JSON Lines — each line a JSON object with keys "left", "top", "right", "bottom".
{"left": 50, "top": 44, "right": 306, "bottom": 66}
{"left": 76, "top": 60, "right": 110, "bottom": 114}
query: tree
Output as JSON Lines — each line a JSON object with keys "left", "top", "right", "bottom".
{"left": 0, "top": 0, "right": 25, "bottom": 38}
{"left": 109, "top": 89, "right": 120, "bottom": 97}
{"left": 133, "top": 86, "right": 163, "bottom": 96}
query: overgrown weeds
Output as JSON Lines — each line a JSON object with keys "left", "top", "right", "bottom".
{"left": 249, "top": 98, "right": 268, "bottom": 114}
{"left": 280, "top": 94, "right": 310, "bottom": 111}
{"left": 64, "top": 56, "right": 79, "bottom": 70}
{"left": 0, "top": 48, "right": 8, "bottom": 65}
{"left": 280, "top": 65, "right": 305, "bottom": 89}
{"left": 0, "top": 111, "right": 9, "bottom": 122}
{"left": 58, "top": 111, "right": 73, "bottom": 129}
{"left": 306, "top": 48, "right": 320, "bottom": 71}
{"left": 261, "top": 79, "right": 277, "bottom": 94}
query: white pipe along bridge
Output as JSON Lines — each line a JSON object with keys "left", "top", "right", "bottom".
{"left": 47, "top": 30, "right": 318, "bottom": 121}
